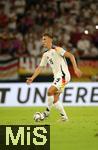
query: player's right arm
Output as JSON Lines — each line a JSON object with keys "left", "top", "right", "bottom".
{"left": 26, "top": 66, "right": 43, "bottom": 84}
{"left": 26, "top": 53, "right": 47, "bottom": 84}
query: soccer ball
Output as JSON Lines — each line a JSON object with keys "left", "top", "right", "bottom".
{"left": 33, "top": 112, "right": 44, "bottom": 122}
{"left": 33, "top": 112, "right": 41, "bottom": 122}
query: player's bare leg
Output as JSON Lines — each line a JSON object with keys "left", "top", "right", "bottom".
{"left": 43, "top": 85, "right": 68, "bottom": 121}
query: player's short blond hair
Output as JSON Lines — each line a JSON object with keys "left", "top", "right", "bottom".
{"left": 43, "top": 33, "right": 53, "bottom": 39}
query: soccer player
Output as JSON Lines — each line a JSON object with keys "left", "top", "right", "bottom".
{"left": 26, "top": 33, "right": 82, "bottom": 121}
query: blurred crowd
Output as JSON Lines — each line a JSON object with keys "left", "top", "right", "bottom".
{"left": 0, "top": 0, "right": 98, "bottom": 58}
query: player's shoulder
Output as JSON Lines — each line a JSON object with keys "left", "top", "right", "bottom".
{"left": 42, "top": 51, "right": 48, "bottom": 57}
{"left": 53, "top": 45, "right": 64, "bottom": 52}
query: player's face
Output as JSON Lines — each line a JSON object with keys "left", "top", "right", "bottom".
{"left": 42, "top": 36, "right": 52, "bottom": 48}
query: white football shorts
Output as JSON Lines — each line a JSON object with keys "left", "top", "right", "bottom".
{"left": 52, "top": 75, "right": 71, "bottom": 93}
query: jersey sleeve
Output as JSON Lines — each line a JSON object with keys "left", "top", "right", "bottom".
{"left": 39, "top": 53, "right": 47, "bottom": 67}
{"left": 56, "top": 47, "right": 66, "bottom": 56}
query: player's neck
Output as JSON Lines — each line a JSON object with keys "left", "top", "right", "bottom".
{"left": 47, "top": 43, "right": 52, "bottom": 50}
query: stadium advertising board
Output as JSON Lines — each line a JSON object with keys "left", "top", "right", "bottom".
{"left": 0, "top": 82, "right": 98, "bottom": 107}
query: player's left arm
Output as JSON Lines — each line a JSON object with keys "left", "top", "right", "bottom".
{"left": 55, "top": 46, "right": 82, "bottom": 77}
{"left": 64, "top": 51, "right": 82, "bottom": 77}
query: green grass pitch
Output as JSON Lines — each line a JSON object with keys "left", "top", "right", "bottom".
{"left": 0, "top": 107, "right": 98, "bottom": 150}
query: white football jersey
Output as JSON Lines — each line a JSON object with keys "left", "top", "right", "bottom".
{"left": 39, "top": 46, "right": 70, "bottom": 79}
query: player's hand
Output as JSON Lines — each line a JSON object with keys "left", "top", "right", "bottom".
{"left": 74, "top": 68, "right": 83, "bottom": 78}
{"left": 26, "top": 77, "right": 33, "bottom": 85}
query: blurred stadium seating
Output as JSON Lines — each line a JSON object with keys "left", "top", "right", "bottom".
{"left": 0, "top": 0, "right": 98, "bottom": 81}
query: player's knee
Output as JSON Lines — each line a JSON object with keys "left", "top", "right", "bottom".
{"left": 47, "top": 90, "right": 53, "bottom": 96}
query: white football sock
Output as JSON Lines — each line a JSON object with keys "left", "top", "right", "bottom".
{"left": 44, "top": 95, "right": 54, "bottom": 116}
{"left": 54, "top": 101, "right": 68, "bottom": 119}
{"left": 47, "top": 95, "right": 54, "bottom": 111}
